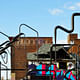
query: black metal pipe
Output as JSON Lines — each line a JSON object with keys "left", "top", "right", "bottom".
{"left": 54, "top": 13, "right": 80, "bottom": 45}
{"left": 0, "top": 61, "right": 1, "bottom": 80}
{"left": 52, "top": 13, "right": 80, "bottom": 80}
{"left": 0, "top": 33, "right": 24, "bottom": 55}
{"left": 0, "top": 32, "right": 9, "bottom": 80}
{"left": 77, "top": 45, "right": 80, "bottom": 79}
{"left": 54, "top": 13, "right": 80, "bottom": 61}
{"left": 19, "top": 24, "right": 39, "bottom": 61}
{"left": 0, "top": 32, "right": 9, "bottom": 38}
{"left": 54, "top": 26, "right": 73, "bottom": 44}
{"left": 0, "top": 41, "right": 9, "bottom": 47}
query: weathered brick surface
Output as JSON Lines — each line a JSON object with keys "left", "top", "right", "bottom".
{"left": 11, "top": 37, "right": 53, "bottom": 80}
{"left": 68, "top": 34, "right": 78, "bottom": 43}
{"left": 68, "top": 34, "right": 80, "bottom": 55}
{"left": 11, "top": 46, "right": 27, "bottom": 80}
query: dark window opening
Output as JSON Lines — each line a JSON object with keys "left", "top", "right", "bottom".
{"left": 59, "top": 62, "right": 67, "bottom": 69}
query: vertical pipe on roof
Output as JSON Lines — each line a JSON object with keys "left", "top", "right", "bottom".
{"left": 54, "top": 13, "right": 80, "bottom": 80}
{"left": 19, "top": 24, "right": 39, "bottom": 61}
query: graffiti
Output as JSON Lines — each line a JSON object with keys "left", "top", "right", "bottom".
{"left": 28, "top": 63, "right": 76, "bottom": 80}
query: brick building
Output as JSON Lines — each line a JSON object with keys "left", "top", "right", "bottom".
{"left": 11, "top": 37, "right": 53, "bottom": 80}
{"left": 67, "top": 33, "right": 80, "bottom": 55}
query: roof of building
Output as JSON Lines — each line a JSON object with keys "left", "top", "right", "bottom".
{"left": 27, "top": 43, "right": 73, "bottom": 60}
{"left": 38, "top": 43, "right": 63, "bottom": 54}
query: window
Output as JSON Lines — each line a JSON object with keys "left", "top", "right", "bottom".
{"left": 43, "top": 40, "right": 45, "bottom": 44}
{"left": 59, "top": 62, "right": 67, "bottom": 69}
{"left": 39, "top": 40, "right": 43, "bottom": 45}
{"left": 47, "top": 40, "right": 50, "bottom": 43}
{"left": 26, "top": 39, "right": 30, "bottom": 45}
{"left": 26, "top": 40, "right": 29, "bottom": 43}
{"left": 30, "top": 40, "right": 33, "bottom": 44}
{"left": 46, "top": 40, "right": 50, "bottom": 43}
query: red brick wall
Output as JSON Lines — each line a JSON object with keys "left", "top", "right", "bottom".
{"left": 67, "top": 34, "right": 80, "bottom": 55}
{"left": 11, "top": 46, "right": 27, "bottom": 80}
{"left": 67, "top": 34, "right": 78, "bottom": 43}
{"left": 11, "top": 37, "right": 53, "bottom": 80}
{"left": 13, "top": 37, "right": 53, "bottom": 52}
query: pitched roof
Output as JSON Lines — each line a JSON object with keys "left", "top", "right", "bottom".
{"left": 38, "top": 43, "right": 63, "bottom": 54}
{"left": 27, "top": 43, "right": 72, "bottom": 60}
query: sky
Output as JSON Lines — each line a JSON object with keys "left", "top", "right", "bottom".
{"left": 0, "top": 0, "right": 80, "bottom": 43}
{"left": 0, "top": 0, "right": 80, "bottom": 79}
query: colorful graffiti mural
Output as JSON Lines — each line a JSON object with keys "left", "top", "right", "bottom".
{"left": 28, "top": 63, "right": 76, "bottom": 80}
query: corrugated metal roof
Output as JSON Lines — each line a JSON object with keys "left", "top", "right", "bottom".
{"left": 38, "top": 43, "right": 63, "bottom": 54}
{"left": 27, "top": 52, "right": 37, "bottom": 60}
{"left": 27, "top": 44, "right": 63, "bottom": 60}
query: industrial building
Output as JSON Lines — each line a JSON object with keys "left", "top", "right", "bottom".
{"left": 11, "top": 37, "right": 53, "bottom": 80}
{"left": 10, "top": 33, "right": 80, "bottom": 80}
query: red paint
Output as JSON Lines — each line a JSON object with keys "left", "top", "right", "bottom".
{"left": 51, "top": 70, "right": 55, "bottom": 78}
{"left": 9, "top": 37, "right": 13, "bottom": 41}
{"left": 68, "top": 71, "right": 76, "bottom": 80}
{"left": 42, "top": 64, "right": 46, "bottom": 76}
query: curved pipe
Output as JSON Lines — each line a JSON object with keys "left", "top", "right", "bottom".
{"left": 50, "top": 13, "right": 80, "bottom": 79}
{"left": 19, "top": 24, "right": 39, "bottom": 60}
{"left": 0, "top": 32, "right": 9, "bottom": 39}
{"left": 54, "top": 13, "right": 80, "bottom": 44}
{"left": 0, "top": 32, "right": 9, "bottom": 80}
{"left": 54, "top": 26, "right": 73, "bottom": 44}
{"left": 51, "top": 13, "right": 80, "bottom": 58}
{"left": 53, "top": 13, "right": 80, "bottom": 80}
{"left": 0, "top": 33, "right": 24, "bottom": 55}
{"left": 19, "top": 24, "right": 39, "bottom": 37}
{"left": 0, "top": 41, "right": 9, "bottom": 47}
